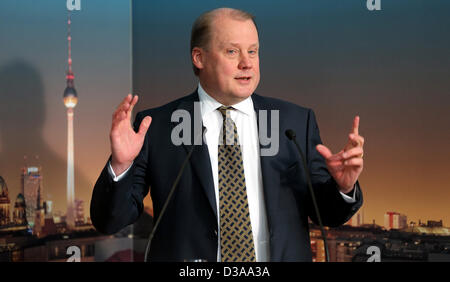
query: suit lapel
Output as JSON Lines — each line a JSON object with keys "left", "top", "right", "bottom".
{"left": 174, "top": 91, "right": 218, "bottom": 220}
{"left": 252, "top": 94, "right": 280, "bottom": 233}
{"left": 170, "top": 92, "right": 281, "bottom": 227}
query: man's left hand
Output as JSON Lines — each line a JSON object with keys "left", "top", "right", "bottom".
{"left": 316, "top": 116, "right": 364, "bottom": 194}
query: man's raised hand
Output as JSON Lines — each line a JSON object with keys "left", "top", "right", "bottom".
{"left": 315, "top": 116, "right": 364, "bottom": 194}
{"left": 110, "top": 94, "right": 152, "bottom": 175}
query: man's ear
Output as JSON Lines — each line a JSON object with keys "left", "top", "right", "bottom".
{"left": 192, "top": 47, "right": 205, "bottom": 70}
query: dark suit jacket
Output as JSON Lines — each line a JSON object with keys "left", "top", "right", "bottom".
{"left": 90, "top": 91, "right": 363, "bottom": 262}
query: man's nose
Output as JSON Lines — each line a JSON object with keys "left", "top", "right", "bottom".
{"left": 238, "top": 54, "right": 252, "bottom": 70}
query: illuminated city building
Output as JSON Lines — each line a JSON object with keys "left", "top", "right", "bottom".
{"left": 42, "top": 200, "right": 57, "bottom": 236}
{"left": 384, "top": 211, "right": 407, "bottom": 230}
{"left": 345, "top": 209, "right": 364, "bottom": 227}
{"left": 75, "top": 199, "right": 85, "bottom": 225}
{"left": 21, "top": 166, "right": 43, "bottom": 228}
{"left": 310, "top": 238, "right": 326, "bottom": 262}
{"left": 427, "top": 220, "right": 443, "bottom": 228}
{"left": 44, "top": 200, "right": 53, "bottom": 219}
{"left": 0, "top": 176, "right": 11, "bottom": 226}
{"left": 13, "top": 193, "right": 27, "bottom": 226}
{"left": 33, "top": 186, "right": 45, "bottom": 237}
{"left": 403, "top": 221, "right": 450, "bottom": 236}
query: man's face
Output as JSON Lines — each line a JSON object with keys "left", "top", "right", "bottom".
{"left": 197, "top": 17, "right": 260, "bottom": 105}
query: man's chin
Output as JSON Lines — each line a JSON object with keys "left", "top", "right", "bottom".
{"left": 231, "top": 91, "right": 253, "bottom": 101}
{"left": 233, "top": 86, "right": 256, "bottom": 98}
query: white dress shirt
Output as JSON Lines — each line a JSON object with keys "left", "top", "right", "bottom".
{"left": 197, "top": 83, "right": 270, "bottom": 262}
{"left": 108, "top": 83, "right": 356, "bottom": 262}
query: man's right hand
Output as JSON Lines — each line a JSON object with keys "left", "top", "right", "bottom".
{"left": 110, "top": 94, "right": 152, "bottom": 175}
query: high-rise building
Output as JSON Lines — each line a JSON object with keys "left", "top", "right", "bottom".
{"left": 75, "top": 199, "right": 85, "bottom": 224}
{"left": 310, "top": 238, "right": 326, "bottom": 262}
{"left": 33, "top": 186, "right": 45, "bottom": 237}
{"left": 63, "top": 10, "right": 78, "bottom": 230}
{"left": 41, "top": 200, "right": 57, "bottom": 236}
{"left": 0, "top": 176, "right": 11, "bottom": 226}
{"left": 384, "top": 211, "right": 407, "bottom": 230}
{"left": 44, "top": 200, "right": 53, "bottom": 219}
{"left": 13, "top": 193, "right": 27, "bottom": 226}
{"left": 21, "top": 166, "right": 43, "bottom": 228}
{"left": 346, "top": 209, "right": 364, "bottom": 227}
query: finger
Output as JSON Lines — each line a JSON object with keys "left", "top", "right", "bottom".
{"left": 116, "top": 94, "right": 132, "bottom": 111}
{"left": 116, "top": 94, "right": 132, "bottom": 118}
{"left": 327, "top": 159, "right": 345, "bottom": 167}
{"left": 127, "top": 95, "right": 139, "bottom": 116}
{"left": 325, "top": 150, "right": 346, "bottom": 162}
{"left": 130, "top": 94, "right": 139, "bottom": 108}
{"left": 349, "top": 133, "right": 364, "bottom": 148}
{"left": 137, "top": 116, "right": 152, "bottom": 137}
{"left": 125, "top": 93, "right": 132, "bottom": 103}
{"left": 113, "top": 105, "right": 128, "bottom": 122}
{"left": 329, "top": 150, "right": 346, "bottom": 161}
{"left": 117, "top": 94, "right": 137, "bottom": 121}
{"left": 342, "top": 147, "right": 363, "bottom": 160}
{"left": 347, "top": 134, "right": 358, "bottom": 148}
{"left": 111, "top": 111, "right": 127, "bottom": 131}
{"left": 316, "top": 144, "right": 333, "bottom": 159}
{"left": 113, "top": 94, "right": 132, "bottom": 120}
{"left": 343, "top": 157, "right": 363, "bottom": 167}
{"left": 317, "top": 145, "right": 345, "bottom": 162}
{"left": 121, "top": 95, "right": 134, "bottom": 113}
{"left": 327, "top": 162, "right": 345, "bottom": 172}
{"left": 352, "top": 116, "right": 360, "bottom": 136}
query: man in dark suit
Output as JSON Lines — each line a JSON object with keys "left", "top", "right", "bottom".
{"left": 90, "top": 7, "right": 364, "bottom": 262}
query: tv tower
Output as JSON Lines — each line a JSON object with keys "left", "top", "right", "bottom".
{"left": 63, "top": 10, "right": 77, "bottom": 230}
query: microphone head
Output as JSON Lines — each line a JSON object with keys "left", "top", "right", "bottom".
{"left": 285, "top": 129, "right": 296, "bottom": 140}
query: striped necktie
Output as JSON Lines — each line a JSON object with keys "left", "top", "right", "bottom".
{"left": 217, "top": 106, "right": 256, "bottom": 262}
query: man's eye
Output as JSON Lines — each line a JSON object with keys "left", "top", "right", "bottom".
{"left": 227, "top": 49, "right": 238, "bottom": 54}
{"left": 249, "top": 50, "right": 258, "bottom": 55}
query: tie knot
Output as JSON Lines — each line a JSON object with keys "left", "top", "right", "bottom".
{"left": 217, "top": 106, "right": 234, "bottom": 118}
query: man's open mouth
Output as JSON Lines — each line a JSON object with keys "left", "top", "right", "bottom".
{"left": 235, "top": 76, "right": 251, "bottom": 80}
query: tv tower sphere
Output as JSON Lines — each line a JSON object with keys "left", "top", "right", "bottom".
{"left": 64, "top": 86, "right": 78, "bottom": 108}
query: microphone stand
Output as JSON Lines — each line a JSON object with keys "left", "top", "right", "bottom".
{"left": 144, "top": 130, "right": 203, "bottom": 262}
{"left": 285, "top": 129, "right": 330, "bottom": 262}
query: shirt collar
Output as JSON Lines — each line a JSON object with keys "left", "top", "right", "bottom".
{"left": 197, "top": 82, "right": 254, "bottom": 118}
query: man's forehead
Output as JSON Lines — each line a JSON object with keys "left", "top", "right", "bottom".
{"left": 211, "top": 16, "right": 257, "bottom": 34}
{"left": 211, "top": 20, "right": 259, "bottom": 47}
{"left": 228, "top": 42, "right": 259, "bottom": 48}
{"left": 215, "top": 39, "right": 259, "bottom": 48}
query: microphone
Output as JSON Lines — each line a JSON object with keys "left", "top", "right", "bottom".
{"left": 144, "top": 128, "right": 205, "bottom": 262}
{"left": 285, "top": 129, "right": 330, "bottom": 262}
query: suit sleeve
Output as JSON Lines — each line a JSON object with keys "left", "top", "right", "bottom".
{"left": 305, "top": 109, "right": 363, "bottom": 227}
{"left": 90, "top": 112, "right": 151, "bottom": 235}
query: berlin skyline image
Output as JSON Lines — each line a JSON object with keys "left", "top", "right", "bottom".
{"left": 0, "top": 1, "right": 449, "bottom": 232}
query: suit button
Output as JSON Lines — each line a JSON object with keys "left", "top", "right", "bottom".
{"left": 214, "top": 230, "right": 218, "bottom": 236}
